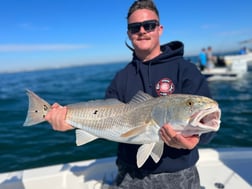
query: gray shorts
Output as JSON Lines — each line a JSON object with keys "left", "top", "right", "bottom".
{"left": 106, "top": 165, "right": 200, "bottom": 189}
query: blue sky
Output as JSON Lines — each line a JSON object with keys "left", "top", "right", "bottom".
{"left": 1, "top": 0, "right": 252, "bottom": 72}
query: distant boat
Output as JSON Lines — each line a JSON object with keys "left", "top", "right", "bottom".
{"left": 201, "top": 52, "right": 252, "bottom": 81}
{"left": 0, "top": 148, "right": 251, "bottom": 189}
{"left": 200, "top": 39, "right": 252, "bottom": 81}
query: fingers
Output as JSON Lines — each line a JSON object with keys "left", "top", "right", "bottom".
{"left": 159, "top": 124, "right": 200, "bottom": 150}
{"left": 159, "top": 124, "right": 182, "bottom": 149}
{"left": 51, "top": 103, "right": 61, "bottom": 109}
{"left": 174, "top": 134, "right": 199, "bottom": 149}
{"left": 45, "top": 103, "right": 74, "bottom": 131}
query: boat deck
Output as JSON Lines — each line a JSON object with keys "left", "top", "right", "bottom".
{"left": 0, "top": 148, "right": 251, "bottom": 189}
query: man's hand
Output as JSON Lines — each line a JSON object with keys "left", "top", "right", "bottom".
{"left": 45, "top": 103, "right": 74, "bottom": 131}
{"left": 159, "top": 124, "right": 199, "bottom": 149}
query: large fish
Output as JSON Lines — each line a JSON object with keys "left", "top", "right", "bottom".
{"left": 23, "top": 90, "right": 221, "bottom": 168}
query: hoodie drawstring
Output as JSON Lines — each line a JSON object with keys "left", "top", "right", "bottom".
{"left": 148, "top": 61, "right": 153, "bottom": 89}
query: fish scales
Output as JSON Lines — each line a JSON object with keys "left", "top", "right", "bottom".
{"left": 63, "top": 99, "right": 158, "bottom": 144}
{"left": 66, "top": 103, "right": 150, "bottom": 134}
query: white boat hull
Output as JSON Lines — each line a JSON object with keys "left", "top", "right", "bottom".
{"left": 202, "top": 68, "right": 240, "bottom": 81}
{"left": 0, "top": 148, "right": 251, "bottom": 189}
{"left": 201, "top": 53, "right": 252, "bottom": 81}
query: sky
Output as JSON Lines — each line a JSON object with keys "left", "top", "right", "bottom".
{"left": 1, "top": 0, "right": 252, "bottom": 72}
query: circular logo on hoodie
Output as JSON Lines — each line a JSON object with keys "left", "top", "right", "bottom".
{"left": 156, "top": 78, "right": 175, "bottom": 96}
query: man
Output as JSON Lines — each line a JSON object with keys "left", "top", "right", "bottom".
{"left": 206, "top": 46, "right": 216, "bottom": 69}
{"left": 199, "top": 48, "right": 207, "bottom": 71}
{"left": 46, "top": 0, "right": 215, "bottom": 188}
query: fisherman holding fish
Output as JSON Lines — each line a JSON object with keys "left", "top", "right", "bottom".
{"left": 44, "top": 0, "right": 218, "bottom": 188}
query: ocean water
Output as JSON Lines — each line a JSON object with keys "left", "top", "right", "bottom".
{"left": 0, "top": 62, "right": 252, "bottom": 173}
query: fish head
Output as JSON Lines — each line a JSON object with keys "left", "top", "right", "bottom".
{"left": 164, "top": 95, "right": 221, "bottom": 136}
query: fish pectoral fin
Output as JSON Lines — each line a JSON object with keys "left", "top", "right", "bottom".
{"left": 136, "top": 143, "right": 155, "bottom": 168}
{"left": 75, "top": 129, "right": 98, "bottom": 146}
{"left": 120, "top": 126, "right": 146, "bottom": 138}
{"left": 151, "top": 142, "right": 164, "bottom": 163}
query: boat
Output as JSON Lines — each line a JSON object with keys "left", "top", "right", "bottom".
{"left": 0, "top": 147, "right": 251, "bottom": 189}
{"left": 200, "top": 38, "right": 252, "bottom": 81}
{"left": 202, "top": 68, "right": 240, "bottom": 81}
{"left": 201, "top": 52, "right": 252, "bottom": 81}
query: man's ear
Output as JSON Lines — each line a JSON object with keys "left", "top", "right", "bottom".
{"left": 158, "top": 25, "right": 163, "bottom": 36}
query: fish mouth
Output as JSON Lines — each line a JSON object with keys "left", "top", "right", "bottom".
{"left": 190, "top": 107, "right": 221, "bottom": 131}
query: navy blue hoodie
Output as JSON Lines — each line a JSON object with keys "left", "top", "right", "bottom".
{"left": 105, "top": 41, "right": 215, "bottom": 173}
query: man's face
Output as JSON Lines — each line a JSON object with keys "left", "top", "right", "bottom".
{"left": 127, "top": 9, "right": 163, "bottom": 59}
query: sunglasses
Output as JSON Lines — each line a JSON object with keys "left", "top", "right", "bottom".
{"left": 128, "top": 20, "right": 159, "bottom": 34}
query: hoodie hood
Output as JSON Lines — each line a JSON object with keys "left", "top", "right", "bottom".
{"left": 160, "top": 41, "right": 184, "bottom": 59}
{"left": 132, "top": 41, "right": 184, "bottom": 72}
{"left": 129, "top": 41, "right": 185, "bottom": 93}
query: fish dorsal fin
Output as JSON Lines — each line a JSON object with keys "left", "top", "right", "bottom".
{"left": 129, "top": 91, "right": 153, "bottom": 104}
{"left": 136, "top": 143, "right": 156, "bottom": 168}
{"left": 75, "top": 129, "right": 98, "bottom": 146}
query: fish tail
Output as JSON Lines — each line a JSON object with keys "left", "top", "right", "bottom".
{"left": 23, "top": 89, "right": 51, "bottom": 126}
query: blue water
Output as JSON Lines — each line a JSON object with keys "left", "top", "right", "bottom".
{"left": 0, "top": 62, "right": 252, "bottom": 173}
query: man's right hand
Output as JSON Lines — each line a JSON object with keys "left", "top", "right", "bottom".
{"left": 45, "top": 103, "right": 74, "bottom": 131}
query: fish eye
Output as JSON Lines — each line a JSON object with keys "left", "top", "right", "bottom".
{"left": 186, "top": 100, "right": 194, "bottom": 106}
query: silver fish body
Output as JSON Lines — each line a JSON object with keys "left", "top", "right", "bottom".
{"left": 23, "top": 90, "right": 221, "bottom": 167}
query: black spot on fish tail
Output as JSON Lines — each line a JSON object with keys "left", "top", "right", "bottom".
{"left": 44, "top": 105, "right": 49, "bottom": 111}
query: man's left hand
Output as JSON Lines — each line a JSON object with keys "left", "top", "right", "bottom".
{"left": 159, "top": 124, "right": 200, "bottom": 149}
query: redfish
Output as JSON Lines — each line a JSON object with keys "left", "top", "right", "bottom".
{"left": 23, "top": 90, "right": 221, "bottom": 167}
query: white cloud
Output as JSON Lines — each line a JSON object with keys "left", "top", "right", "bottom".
{"left": 200, "top": 24, "right": 218, "bottom": 30}
{"left": 0, "top": 44, "right": 89, "bottom": 52}
{"left": 18, "top": 23, "right": 50, "bottom": 31}
{"left": 217, "top": 30, "right": 247, "bottom": 37}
